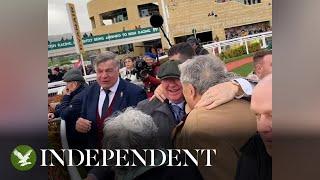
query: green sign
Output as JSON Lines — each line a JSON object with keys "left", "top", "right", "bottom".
{"left": 11, "top": 145, "right": 37, "bottom": 171}
{"left": 48, "top": 27, "right": 160, "bottom": 51}
{"left": 48, "top": 40, "right": 74, "bottom": 50}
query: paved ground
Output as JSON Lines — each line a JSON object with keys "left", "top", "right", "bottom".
{"left": 226, "top": 56, "right": 253, "bottom": 71}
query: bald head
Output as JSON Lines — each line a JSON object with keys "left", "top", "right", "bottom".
{"left": 251, "top": 74, "right": 272, "bottom": 156}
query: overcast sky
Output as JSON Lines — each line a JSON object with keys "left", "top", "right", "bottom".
{"left": 48, "top": 0, "right": 92, "bottom": 35}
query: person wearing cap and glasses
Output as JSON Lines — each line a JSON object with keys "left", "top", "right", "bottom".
{"left": 76, "top": 51, "right": 147, "bottom": 150}
{"left": 48, "top": 68, "right": 88, "bottom": 148}
{"left": 137, "top": 60, "right": 185, "bottom": 148}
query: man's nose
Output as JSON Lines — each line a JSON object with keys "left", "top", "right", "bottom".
{"left": 101, "top": 72, "right": 109, "bottom": 78}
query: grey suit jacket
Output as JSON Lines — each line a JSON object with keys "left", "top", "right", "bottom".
{"left": 137, "top": 98, "right": 177, "bottom": 149}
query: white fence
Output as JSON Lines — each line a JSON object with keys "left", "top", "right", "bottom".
{"left": 203, "top": 31, "right": 272, "bottom": 55}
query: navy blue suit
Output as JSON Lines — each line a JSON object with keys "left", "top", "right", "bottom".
{"left": 54, "top": 84, "right": 88, "bottom": 149}
{"left": 80, "top": 78, "right": 147, "bottom": 148}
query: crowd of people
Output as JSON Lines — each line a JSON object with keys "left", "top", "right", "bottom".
{"left": 225, "top": 22, "right": 272, "bottom": 40}
{"left": 48, "top": 37, "right": 272, "bottom": 180}
{"left": 48, "top": 65, "right": 95, "bottom": 83}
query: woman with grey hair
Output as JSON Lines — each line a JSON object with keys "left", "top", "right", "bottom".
{"left": 103, "top": 107, "right": 160, "bottom": 150}
{"left": 86, "top": 108, "right": 203, "bottom": 180}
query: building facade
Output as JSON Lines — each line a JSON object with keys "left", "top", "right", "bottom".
{"left": 87, "top": 0, "right": 272, "bottom": 53}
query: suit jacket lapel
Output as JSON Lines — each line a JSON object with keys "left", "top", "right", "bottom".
{"left": 89, "top": 83, "right": 101, "bottom": 121}
{"left": 111, "top": 79, "right": 126, "bottom": 112}
{"left": 157, "top": 101, "right": 176, "bottom": 121}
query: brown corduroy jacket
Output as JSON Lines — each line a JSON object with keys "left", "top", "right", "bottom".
{"left": 174, "top": 99, "right": 257, "bottom": 180}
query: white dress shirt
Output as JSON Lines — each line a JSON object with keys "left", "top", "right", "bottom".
{"left": 98, "top": 77, "right": 120, "bottom": 117}
{"left": 233, "top": 78, "right": 255, "bottom": 99}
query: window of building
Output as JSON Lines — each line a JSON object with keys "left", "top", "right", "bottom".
{"left": 137, "top": 3, "right": 160, "bottom": 18}
{"left": 90, "top": 17, "right": 96, "bottom": 29}
{"left": 215, "top": 0, "right": 231, "bottom": 3}
{"left": 227, "top": 0, "right": 261, "bottom": 4}
{"left": 174, "top": 31, "right": 213, "bottom": 44}
{"left": 99, "top": 8, "right": 128, "bottom": 26}
{"left": 106, "top": 43, "right": 134, "bottom": 55}
{"left": 242, "top": 0, "right": 261, "bottom": 5}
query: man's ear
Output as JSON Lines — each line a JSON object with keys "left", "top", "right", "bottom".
{"left": 188, "top": 84, "right": 197, "bottom": 100}
{"left": 255, "top": 64, "right": 262, "bottom": 74}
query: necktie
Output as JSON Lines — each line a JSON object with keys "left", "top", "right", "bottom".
{"left": 171, "top": 104, "right": 186, "bottom": 124}
{"left": 101, "top": 89, "right": 111, "bottom": 118}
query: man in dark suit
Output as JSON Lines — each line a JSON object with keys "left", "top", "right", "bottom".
{"left": 137, "top": 60, "right": 185, "bottom": 148}
{"left": 48, "top": 68, "right": 88, "bottom": 149}
{"left": 75, "top": 51, "right": 147, "bottom": 149}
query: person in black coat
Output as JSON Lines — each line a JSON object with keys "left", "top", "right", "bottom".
{"left": 48, "top": 68, "right": 88, "bottom": 149}
{"left": 235, "top": 134, "right": 272, "bottom": 180}
{"left": 51, "top": 67, "right": 64, "bottom": 82}
{"left": 186, "top": 36, "right": 209, "bottom": 55}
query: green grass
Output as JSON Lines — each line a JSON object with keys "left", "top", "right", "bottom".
{"left": 232, "top": 63, "right": 253, "bottom": 77}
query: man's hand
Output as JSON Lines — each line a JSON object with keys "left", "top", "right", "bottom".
{"left": 149, "top": 84, "right": 167, "bottom": 102}
{"left": 48, "top": 113, "right": 55, "bottom": 121}
{"left": 49, "top": 102, "right": 59, "bottom": 110}
{"left": 76, "top": 118, "right": 92, "bottom": 133}
{"left": 195, "top": 81, "right": 239, "bottom": 110}
{"left": 62, "top": 87, "right": 68, "bottom": 95}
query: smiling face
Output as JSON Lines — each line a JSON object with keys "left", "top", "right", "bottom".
{"left": 161, "top": 77, "right": 184, "bottom": 103}
{"left": 96, "top": 60, "right": 119, "bottom": 89}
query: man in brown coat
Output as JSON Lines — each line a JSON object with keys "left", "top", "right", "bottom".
{"left": 174, "top": 55, "right": 257, "bottom": 180}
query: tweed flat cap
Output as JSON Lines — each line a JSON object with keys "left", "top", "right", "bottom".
{"left": 62, "top": 68, "right": 85, "bottom": 82}
{"left": 157, "top": 60, "right": 180, "bottom": 80}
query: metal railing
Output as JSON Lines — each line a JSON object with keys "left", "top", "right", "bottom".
{"left": 203, "top": 31, "right": 272, "bottom": 55}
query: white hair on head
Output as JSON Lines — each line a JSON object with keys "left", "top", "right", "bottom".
{"left": 179, "top": 55, "right": 237, "bottom": 95}
{"left": 102, "top": 107, "right": 159, "bottom": 149}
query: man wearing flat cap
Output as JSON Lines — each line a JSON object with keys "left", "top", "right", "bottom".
{"left": 48, "top": 68, "right": 88, "bottom": 148}
{"left": 137, "top": 60, "right": 186, "bottom": 148}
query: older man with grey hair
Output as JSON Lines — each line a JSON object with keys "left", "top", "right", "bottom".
{"left": 174, "top": 55, "right": 256, "bottom": 180}
{"left": 86, "top": 108, "right": 203, "bottom": 180}
{"left": 76, "top": 51, "right": 147, "bottom": 150}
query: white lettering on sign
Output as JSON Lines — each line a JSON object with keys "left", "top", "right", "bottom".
{"left": 83, "top": 39, "right": 93, "bottom": 43}
{"left": 94, "top": 37, "right": 104, "bottom": 41}
{"left": 106, "top": 34, "right": 121, "bottom": 40}
{"left": 138, "top": 29, "right": 151, "bottom": 34}
{"left": 128, "top": 32, "right": 137, "bottom": 36}
{"left": 57, "top": 42, "right": 73, "bottom": 47}
{"left": 48, "top": 44, "right": 57, "bottom": 49}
